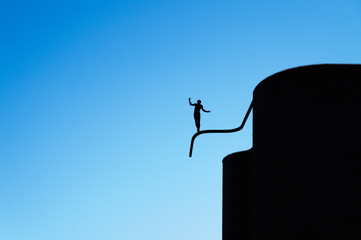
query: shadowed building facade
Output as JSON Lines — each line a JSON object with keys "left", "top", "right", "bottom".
{"left": 223, "top": 64, "right": 361, "bottom": 239}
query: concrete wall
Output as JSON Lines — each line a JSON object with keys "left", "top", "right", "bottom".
{"left": 223, "top": 64, "right": 361, "bottom": 239}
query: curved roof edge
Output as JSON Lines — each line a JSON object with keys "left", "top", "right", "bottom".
{"left": 254, "top": 63, "right": 361, "bottom": 92}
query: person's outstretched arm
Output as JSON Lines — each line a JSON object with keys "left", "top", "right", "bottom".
{"left": 202, "top": 106, "right": 210, "bottom": 113}
{"left": 189, "top": 98, "right": 195, "bottom": 106}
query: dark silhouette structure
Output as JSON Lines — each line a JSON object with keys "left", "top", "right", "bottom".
{"left": 222, "top": 64, "right": 361, "bottom": 239}
{"left": 189, "top": 98, "right": 210, "bottom": 132}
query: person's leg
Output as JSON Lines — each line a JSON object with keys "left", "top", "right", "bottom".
{"left": 195, "top": 116, "right": 200, "bottom": 132}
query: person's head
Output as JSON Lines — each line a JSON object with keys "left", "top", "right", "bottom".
{"left": 197, "top": 100, "right": 201, "bottom": 104}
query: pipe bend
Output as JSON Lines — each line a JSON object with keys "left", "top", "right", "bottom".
{"left": 189, "top": 101, "right": 253, "bottom": 157}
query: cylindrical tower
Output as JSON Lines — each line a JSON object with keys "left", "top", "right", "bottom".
{"left": 223, "top": 64, "right": 361, "bottom": 239}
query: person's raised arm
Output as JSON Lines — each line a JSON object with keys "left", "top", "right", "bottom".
{"left": 189, "top": 98, "right": 195, "bottom": 106}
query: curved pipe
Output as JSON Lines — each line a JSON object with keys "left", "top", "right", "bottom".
{"left": 189, "top": 101, "right": 253, "bottom": 157}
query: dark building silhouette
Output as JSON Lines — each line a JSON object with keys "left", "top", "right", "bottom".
{"left": 223, "top": 64, "right": 361, "bottom": 239}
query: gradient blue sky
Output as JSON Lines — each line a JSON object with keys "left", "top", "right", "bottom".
{"left": 1, "top": 1, "right": 361, "bottom": 239}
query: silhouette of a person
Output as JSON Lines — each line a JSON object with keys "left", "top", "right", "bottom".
{"left": 189, "top": 98, "right": 210, "bottom": 132}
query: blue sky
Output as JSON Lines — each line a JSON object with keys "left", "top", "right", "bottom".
{"left": 1, "top": 1, "right": 361, "bottom": 239}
